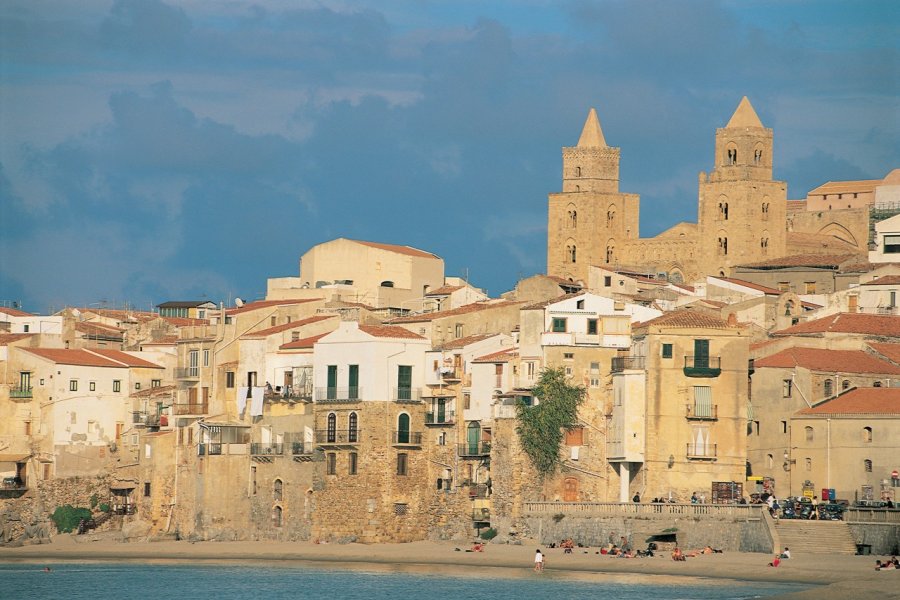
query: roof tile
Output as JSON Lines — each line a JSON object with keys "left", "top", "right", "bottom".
{"left": 797, "top": 387, "right": 900, "bottom": 416}
{"left": 754, "top": 347, "right": 900, "bottom": 375}
{"left": 773, "top": 313, "right": 900, "bottom": 337}
{"left": 388, "top": 300, "right": 522, "bottom": 323}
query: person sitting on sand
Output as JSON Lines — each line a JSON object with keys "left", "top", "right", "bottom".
{"left": 768, "top": 555, "right": 781, "bottom": 567}
{"left": 471, "top": 542, "right": 484, "bottom": 552}
{"left": 875, "top": 560, "right": 883, "bottom": 571}
{"left": 780, "top": 547, "right": 790, "bottom": 559}
{"left": 879, "top": 559, "right": 895, "bottom": 570}
{"left": 672, "top": 548, "right": 686, "bottom": 561}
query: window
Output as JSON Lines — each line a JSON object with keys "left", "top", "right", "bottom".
{"left": 717, "top": 236, "right": 728, "bottom": 256}
{"left": 273, "top": 505, "right": 283, "bottom": 528}
{"left": 203, "top": 350, "right": 209, "bottom": 367}
{"left": 842, "top": 379, "right": 850, "bottom": 391}
{"left": 24, "top": 421, "right": 31, "bottom": 436}
{"left": 805, "top": 426, "right": 814, "bottom": 442}
{"left": 884, "top": 235, "right": 900, "bottom": 254}
{"left": 563, "top": 353, "right": 574, "bottom": 360}
{"left": 326, "top": 413, "right": 336, "bottom": 443}
{"left": 864, "top": 459, "right": 873, "bottom": 473}
{"left": 348, "top": 365, "right": 359, "bottom": 399}
{"left": 326, "top": 365, "right": 337, "bottom": 399}
{"left": 576, "top": 299, "right": 585, "bottom": 310}
{"left": 144, "top": 482, "right": 151, "bottom": 497}
{"left": 551, "top": 318, "right": 567, "bottom": 333}
{"left": 574, "top": 166, "right": 581, "bottom": 177}
{"left": 151, "top": 379, "right": 161, "bottom": 388}
{"left": 767, "top": 454, "right": 773, "bottom": 468}
{"left": 778, "top": 282, "right": 790, "bottom": 292}
{"left": 274, "top": 479, "right": 283, "bottom": 502}
{"left": 606, "top": 245, "right": 614, "bottom": 264}
{"left": 463, "top": 393, "right": 471, "bottom": 410}
{"left": 781, "top": 421, "right": 788, "bottom": 434}
{"left": 662, "top": 343, "right": 673, "bottom": 359}
{"left": 23, "top": 324, "right": 29, "bottom": 333}
{"left": 782, "top": 379, "right": 792, "bottom": 398}
{"left": 804, "top": 282, "right": 817, "bottom": 295}
{"left": 863, "top": 427, "right": 872, "bottom": 443}
{"left": 873, "top": 381, "right": 882, "bottom": 388}
{"left": 693, "top": 339, "right": 710, "bottom": 368}
{"left": 348, "top": 412, "right": 358, "bottom": 443}
{"left": 270, "top": 317, "right": 277, "bottom": 327}
{"left": 349, "top": 452, "right": 358, "bottom": 475}
{"left": 189, "top": 350, "right": 199, "bottom": 377}
{"left": 805, "top": 458, "right": 812, "bottom": 471}
{"left": 134, "top": 382, "right": 141, "bottom": 390}
{"left": 569, "top": 245, "right": 577, "bottom": 263}
{"left": 604, "top": 276, "right": 612, "bottom": 287}
{"left": 396, "top": 413, "right": 411, "bottom": 444}
{"left": 89, "top": 381, "right": 96, "bottom": 392}
{"left": 455, "top": 323, "right": 464, "bottom": 338}
{"left": 397, "top": 453, "right": 408, "bottom": 476}
{"left": 824, "top": 379, "right": 833, "bottom": 398}
{"left": 760, "top": 237, "right": 768, "bottom": 254}
{"left": 565, "top": 427, "right": 584, "bottom": 446}
{"left": 326, "top": 453, "right": 336, "bottom": 475}
{"left": 397, "top": 365, "right": 413, "bottom": 400}
{"left": 587, "top": 319, "right": 598, "bottom": 335}
{"left": 226, "top": 372, "right": 235, "bottom": 388}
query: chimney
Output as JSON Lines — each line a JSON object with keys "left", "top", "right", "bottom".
{"left": 726, "top": 313, "right": 738, "bottom": 326}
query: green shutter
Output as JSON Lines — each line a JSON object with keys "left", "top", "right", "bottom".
{"left": 694, "top": 339, "right": 709, "bottom": 368}
{"left": 348, "top": 365, "right": 359, "bottom": 399}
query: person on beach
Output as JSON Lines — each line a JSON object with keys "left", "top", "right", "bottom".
{"left": 632, "top": 493, "right": 641, "bottom": 503}
{"left": 780, "top": 547, "right": 791, "bottom": 559}
{"left": 810, "top": 495, "right": 819, "bottom": 520}
{"left": 768, "top": 555, "right": 781, "bottom": 567}
{"left": 672, "top": 548, "right": 686, "bottom": 561}
{"left": 534, "top": 549, "right": 544, "bottom": 572}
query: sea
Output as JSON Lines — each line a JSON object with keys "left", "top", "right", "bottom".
{"left": 1, "top": 562, "right": 810, "bottom": 600}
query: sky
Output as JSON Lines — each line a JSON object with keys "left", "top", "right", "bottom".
{"left": 1, "top": 0, "right": 897, "bottom": 313}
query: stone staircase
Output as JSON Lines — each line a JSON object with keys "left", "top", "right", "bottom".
{"left": 773, "top": 519, "right": 858, "bottom": 555}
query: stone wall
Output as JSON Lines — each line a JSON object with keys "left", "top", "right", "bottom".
{"left": 848, "top": 523, "right": 900, "bottom": 555}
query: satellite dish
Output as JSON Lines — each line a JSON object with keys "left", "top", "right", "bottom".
{"left": 234, "top": 298, "right": 244, "bottom": 307}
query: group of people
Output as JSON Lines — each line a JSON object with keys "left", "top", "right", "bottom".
{"left": 672, "top": 545, "right": 721, "bottom": 561}
{"left": 768, "top": 547, "right": 791, "bottom": 567}
{"left": 875, "top": 556, "right": 899, "bottom": 571}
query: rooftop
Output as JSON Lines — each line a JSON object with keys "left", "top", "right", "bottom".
{"left": 350, "top": 239, "right": 441, "bottom": 260}
{"left": 808, "top": 179, "right": 883, "bottom": 196}
{"left": 753, "top": 347, "right": 900, "bottom": 375}
{"left": 868, "top": 343, "right": 900, "bottom": 364}
{"left": 861, "top": 275, "right": 900, "bottom": 286}
{"left": 737, "top": 253, "right": 861, "bottom": 270}
{"left": 797, "top": 388, "right": 900, "bottom": 416}
{"left": 0, "top": 306, "right": 33, "bottom": 317}
{"left": 225, "top": 298, "right": 321, "bottom": 316}
{"left": 358, "top": 325, "right": 426, "bottom": 340}
{"left": 242, "top": 315, "right": 335, "bottom": 339}
{"left": 425, "top": 285, "right": 464, "bottom": 297}
{"left": 435, "top": 333, "right": 495, "bottom": 351}
{"left": 388, "top": 300, "right": 521, "bottom": 323}
{"left": 473, "top": 348, "right": 518, "bottom": 363}
{"left": 21, "top": 348, "right": 163, "bottom": 369}
{"left": 773, "top": 313, "right": 900, "bottom": 337}
{"left": 635, "top": 310, "right": 738, "bottom": 331}
{"left": 279, "top": 332, "right": 331, "bottom": 350}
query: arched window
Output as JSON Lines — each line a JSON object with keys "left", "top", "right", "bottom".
{"left": 824, "top": 379, "right": 834, "bottom": 398}
{"left": 274, "top": 478, "right": 283, "bottom": 502}
{"left": 761, "top": 237, "right": 769, "bottom": 254}
{"left": 575, "top": 166, "right": 581, "bottom": 177}
{"left": 607, "top": 205, "right": 616, "bottom": 225}
{"left": 766, "top": 454, "right": 774, "bottom": 469}
{"left": 863, "top": 427, "right": 873, "bottom": 443}
{"left": 761, "top": 202, "right": 770, "bottom": 221}
{"left": 805, "top": 426, "right": 814, "bottom": 442}
{"left": 754, "top": 147, "right": 763, "bottom": 165}
{"left": 327, "top": 413, "right": 337, "bottom": 443}
{"left": 397, "top": 413, "right": 410, "bottom": 444}
{"left": 380, "top": 280, "right": 394, "bottom": 287}
{"left": 348, "top": 412, "right": 358, "bottom": 443}
{"left": 864, "top": 459, "right": 873, "bottom": 472}
{"left": 569, "top": 210, "right": 577, "bottom": 228}
{"left": 272, "top": 505, "right": 283, "bottom": 528}
{"left": 726, "top": 145, "right": 738, "bottom": 165}
{"left": 805, "top": 458, "right": 812, "bottom": 471}
{"left": 570, "top": 245, "right": 577, "bottom": 263}
{"left": 842, "top": 380, "right": 850, "bottom": 391}
{"left": 718, "top": 237, "right": 728, "bottom": 256}
{"left": 719, "top": 202, "right": 729, "bottom": 220}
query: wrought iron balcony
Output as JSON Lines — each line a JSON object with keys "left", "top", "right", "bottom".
{"left": 315, "top": 429, "right": 362, "bottom": 444}
{"left": 291, "top": 441, "right": 314, "bottom": 455}
{"left": 198, "top": 443, "right": 223, "bottom": 456}
{"left": 685, "top": 404, "right": 718, "bottom": 420}
{"left": 173, "top": 402, "right": 208, "bottom": 415}
{"left": 440, "top": 368, "right": 463, "bottom": 381}
{"left": 132, "top": 411, "right": 162, "bottom": 427}
{"left": 425, "top": 410, "right": 455, "bottom": 425}
{"left": 458, "top": 442, "right": 491, "bottom": 457}
{"left": 393, "top": 387, "right": 422, "bottom": 402}
{"left": 611, "top": 356, "right": 645, "bottom": 373}
{"left": 683, "top": 355, "right": 721, "bottom": 378}
{"left": 250, "top": 443, "right": 284, "bottom": 456}
{"left": 392, "top": 431, "right": 423, "bottom": 445}
{"left": 315, "top": 387, "right": 361, "bottom": 403}
{"left": 9, "top": 386, "right": 32, "bottom": 399}
{"left": 686, "top": 443, "right": 717, "bottom": 460}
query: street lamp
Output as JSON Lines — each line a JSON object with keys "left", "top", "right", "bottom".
{"left": 783, "top": 449, "right": 796, "bottom": 497}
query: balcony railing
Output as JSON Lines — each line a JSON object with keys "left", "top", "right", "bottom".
{"left": 440, "top": 368, "right": 463, "bottom": 381}
{"left": 458, "top": 442, "right": 491, "bottom": 457}
{"left": 425, "top": 410, "right": 455, "bottom": 425}
{"left": 291, "top": 441, "right": 314, "bottom": 455}
{"left": 314, "top": 387, "right": 361, "bottom": 403}
{"left": 315, "top": 429, "right": 362, "bottom": 444}
{"left": 472, "top": 507, "right": 491, "bottom": 522}
{"left": 175, "top": 368, "right": 200, "bottom": 379}
{"left": 392, "top": 431, "right": 423, "bottom": 445}
{"left": 686, "top": 443, "right": 717, "bottom": 460}
{"left": 393, "top": 387, "right": 422, "bottom": 402}
{"left": 198, "top": 443, "right": 223, "bottom": 456}
{"left": 9, "top": 387, "right": 33, "bottom": 399}
{"left": 611, "top": 356, "right": 645, "bottom": 373}
{"left": 173, "top": 402, "right": 208, "bottom": 415}
{"left": 686, "top": 404, "right": 718, "bottom": 420}
{"left": 250, "top": 443, "right": 284, "bottom": 456}
{"left": 132, "top": 411, "right": 162, "bottom": 427}
{"left": 683, "top": 356, "right": 721, "bottom": 378}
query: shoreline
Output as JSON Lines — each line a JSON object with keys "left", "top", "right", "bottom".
{"left": 1, "top": 538, "right": 897, "bottom": 599}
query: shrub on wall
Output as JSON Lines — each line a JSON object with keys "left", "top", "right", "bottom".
{"left": 50, "top": 505, "right": 92, "bottom": 533}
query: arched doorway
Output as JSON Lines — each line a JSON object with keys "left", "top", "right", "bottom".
{"left": 563, "top": 477, "right": 579, "bottom": 502}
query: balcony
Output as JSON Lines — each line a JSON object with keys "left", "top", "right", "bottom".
{"left": 175, "top": 368, "right": 200, "bottom": 380}
{"left": 611, "top": 356, "right": 645, "bottom": 373}
{"left": 198, "top": 443, "right": 223, "bottom": 456}
{"left": 685, "top": 404, "right": 718, "bottom": 420}
{"left": 173, "top": 402, "right": 208, "bottom": 415}
{"left": 315, "top": 429, "right": 362, "bottom": 445}
{"left": 683, "top": 355, "right": 721, "bottom": 378}
{"left": 425, "top": 410, "right": 455, "bottom": 426}
{"left": 458, "top": 442, "right": 491, "bottom": 458}
{"left": 9, "top": 387, "right": 32, "bottom": 399}
{"left": 686, "top": 443, "right": 717, "bottom": 460}
{"left": 132, "top": 411, "right": 163, "bottom": 427}
{"left": 291, "top": 441, "right": 314, "bottom": 456}
{"left": 392, "top": 431, "right": 423, "bottom": 446}
{"left": 393, "top": 387, "right": 422, "bottom": 402}
{"left": 250, "top": 443, "right": 284, "bottom": 456}
{"left": 315, "top": 387, "right": 361, "bottom": 403}
{"left": 440, "top": 368, "right": 463, "bottom": 382}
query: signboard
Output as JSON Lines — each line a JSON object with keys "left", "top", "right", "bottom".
{"left": 712, "top": 481, "right": 743, "bottom": 504}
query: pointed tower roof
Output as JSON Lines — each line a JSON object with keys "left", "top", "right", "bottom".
{"left": 577, "top": 108, "right": 607, "bottom": 147}
{"left": 726, "top": 96, "right": 764, "bottom": 128}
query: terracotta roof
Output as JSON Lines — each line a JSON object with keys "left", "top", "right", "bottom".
{"left": 0, "top": 306, "right": 33, "bottom": 317}
{"left": 75, "top": 321, "right": 124, "bottom": 339}
{"left": 351, "top": 239, "right": 440, "bottom": 259}
{"left": 473, "top": 348, "right": 518, "bottom": 363}
{"left": 861, "top": 275, "right": 900, "bottom": 286}
{"left": 750, "top": 339, "right": 778, "bottom": 352}
{"left": 797, "top": 388, "right": 900, "bottom": 416}
{"left": 21, "top": 348, "right": 128, "bottom": 368}
{"left": 543, "top": 275, "right": 583, "bottom": 288}
{"left": 711, "top": 277, "right": 783, "bottom": 295}
{"left": 522, "top": 292, "right": 586, "bottom": 310}
{"left": 225, "top": 298, "right": 321, "bottom": 315}
{"left": 634, "top": 310, "right": 737, "bottom": 330}
{"left": 773, "top": 313, "right": 900, "bottom": 337}
{"left": 839, "top": 261, "right": 878, "bottom": 273}
{"left": 358, "top": 325, "right": 426, "bottom": 340}
{"left": 131, "top": 385, "right": 176, "bottom": 398}
{"left": 163, "top": 317, "right": 210, "bottom": 326}
{"left": 808, "top": 179, "right": 882, "bottom": 196}
{"left": 88, "top": 349, "right": 164, "bottom": 369}
{"left": 0, "top": 333, "right": 34, "bottom": 346}
{"left": 141, "top": 336, "right": 178, "bottom": 346}
{"left": 279, "top": 332, "right": 331, "bottom": 350}
{"left": 753, "top": 347, "right": 900, "bottom": 375}
{"left": 737, "top": 253, "right": 860, "bottom": 270}
{"left": 388, "top": 300, "right": 522, "bottom": 323}
{"left": 325, "top": 301, "right": 376, "bottom": 310}
{"left": 242, "top": 315, "right": 335, "bottom": 339}
{"left": 671, "top": 283, "right": 696, "bottom": 293}
{"left": 425, "top": 285, "right": 464, "bottom": 296}
{"left": 868, "top": 343, "right": 900, "bottom": 364}
{"left": 436, "top": 333, "right": 494, "bottom": 350}
{"left": 77, "top": 308, "right": 158, "bottom": 323}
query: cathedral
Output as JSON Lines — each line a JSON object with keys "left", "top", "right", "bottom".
{"left": 547, "top": 97, "right": 864, "bottom": 284}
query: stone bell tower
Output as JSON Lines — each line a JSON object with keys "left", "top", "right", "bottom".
{"left": 697, "top": 97, "right": 787, "bottom": 276}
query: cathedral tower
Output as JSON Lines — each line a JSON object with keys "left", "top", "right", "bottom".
{"left": 547, "top": 109, "right": 640, "bottom": 283}
{"left": 697, "top": 97, "right": 787, "bottom": 275}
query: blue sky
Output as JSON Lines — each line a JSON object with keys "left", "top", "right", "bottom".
{"left": 1, "top": 0, "right": 897, "bottom": 313}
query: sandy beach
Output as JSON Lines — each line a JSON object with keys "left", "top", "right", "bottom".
{"left": 2, "top": 536, "right": 899, "bottom": 599}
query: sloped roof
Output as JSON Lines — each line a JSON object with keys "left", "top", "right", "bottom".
{"left": 725, "top": 96, "right": 764, "bottom": 128}
{"left": 0, "top": 306, "right": 33, "bottom": 317}
{"left": 21, "top": 348, "right": 128, "bottom": 368}
{"left": 388, "top": 300, "right": 522, "bottom": 323}
{"left": 754, "top": 347, "right": 900, "bottom": 375}
{"left": 279, "top": 332, "right": 331, "bottom": 350}
{"left": 88, "top": 349, "right": 164, "bottom": 369}
{"left": 808, "top": 179, "right": 882, "bottom": 196}
{"left": 785, "top": 233, "right": 861, "bottom": 253}
{"left": 861, "top": 275, "right": 900, "bottom": 286}
{"left": 131, "top": 384, "right": 176, "bottom": 398}
{"left": 711, "top": 276, "right": 783, "bottom": 295}
{"left": 358, "top": 325, "right": 426, "bottom": 340}
{"left": 577, "top": 107, "right": 607, "bottom": 147}
{"left": 436, "top": 333, "right": 495, "bottom": 351}
{"left": 0, "top": 333, "right": 34, "bottom": 346}
{"left": 225, "top": 298, "right": 321, "bottom": 315}
{"left": 473, "top": 348, "right": 518, "bottom": 363}
{"left": 868, "top": 343, "right": 900, "bottom": 364}
{"left": 522, "top": 291, "right": 586, "bottom": 310}
{"left": 351, "top": 239, "right": 440, "bottom": 259}
{"left": 797, "top": 388, "right": 900, "bottom": 416}
{"left": 75, "top": 321, "right": 124, "bottom": 339}
{"left": 242, "top": 315, "right": 335, "bottom": 339}
{"left": 635, "top": 310, "right": 737, "bottom": 330}
{"left": 737, "top": 253, "right": 860, "bottom": 270}
{"left": 425, "top": 285, "right": 464, "bottom": 297}
{"left": 773, "top": 313, "right": 900, "bottom": 337}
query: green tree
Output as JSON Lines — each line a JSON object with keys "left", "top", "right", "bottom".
{"left": 515, "top": 367, "right": 586, "bottom": 477}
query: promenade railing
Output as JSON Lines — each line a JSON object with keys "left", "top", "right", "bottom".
{"left": 522, "top": 502, "right": 764, "bottom": 518}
